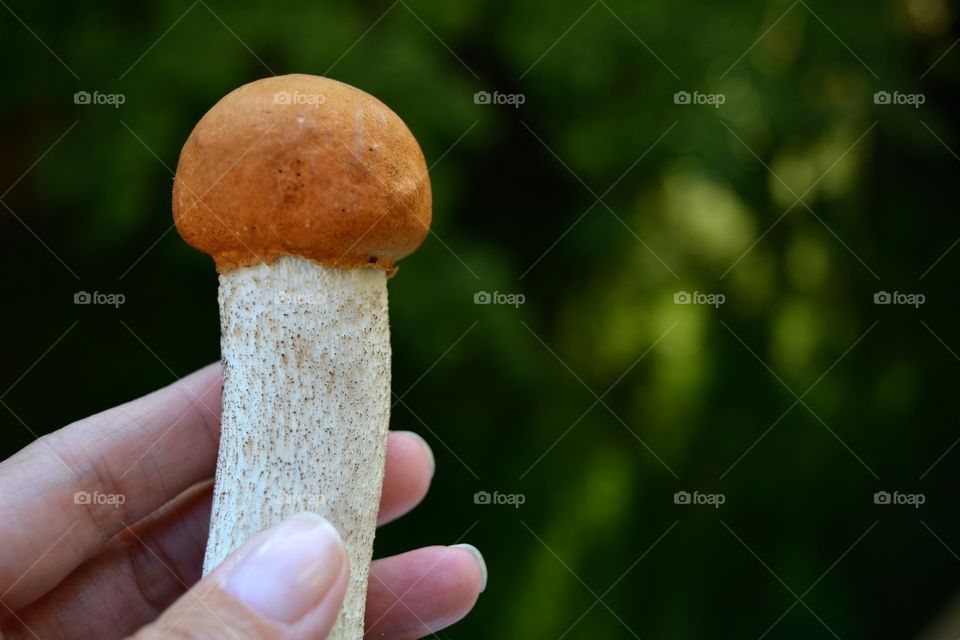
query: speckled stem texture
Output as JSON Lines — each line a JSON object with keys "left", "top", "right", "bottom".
{"left": 204, "top": 255, "right": 391, "bottom": 640}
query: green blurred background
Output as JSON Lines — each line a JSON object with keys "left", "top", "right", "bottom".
{"left": 2, "top": 0, "right": 959, "bottom": 638}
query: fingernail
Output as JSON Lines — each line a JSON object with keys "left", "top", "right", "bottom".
{"left": 452, "top": 544, "right": 487, "bottom": 593}
{"left": 224, "top": 513, "right": 346, "bottom": 623}
{"left": 399, "top": 430, "right": 435, "bottom": 478}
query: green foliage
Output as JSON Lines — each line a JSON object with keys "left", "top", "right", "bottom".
{"left": 2, "top": 0, "right": 959, "bottom": 637}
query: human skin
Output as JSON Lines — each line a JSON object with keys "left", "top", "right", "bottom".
{"left": 0, "top": 363, "right": 485, "bottom": 639}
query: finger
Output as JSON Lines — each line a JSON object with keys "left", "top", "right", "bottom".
{"left": 1, "top": 481, "right": 214, "bottom": 640}
{"left": 5, "top": 521, "right": 484, "bottom": 640}
{"left": 0, "top": 363, "right": 222, "bottom": 609}
{"left": 3, "top": 432, "right": 434, "bottom": 637}
{"left": 364, "top": 545, "right": 487, "bottom": 639}
{"left": 132, "top": 513, "right": 348, "bottom": 640}
{"left": 378, "top": 431, "right": 434, "bottom": 526}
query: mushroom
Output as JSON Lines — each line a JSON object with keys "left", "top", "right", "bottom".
{"left": 172, "top": 74, "right": 431, "bottom": 638}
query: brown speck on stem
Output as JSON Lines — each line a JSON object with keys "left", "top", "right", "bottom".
{"left": 172, "top": 73, "right": 431, "bottom": 640}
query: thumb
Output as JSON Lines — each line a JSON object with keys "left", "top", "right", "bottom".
{"left": 132, "top": 513, "right": 349, "bottom": 640}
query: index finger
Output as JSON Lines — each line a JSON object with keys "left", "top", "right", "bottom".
{"left": 0, "top": 362, "right": 222, "bottom": 610}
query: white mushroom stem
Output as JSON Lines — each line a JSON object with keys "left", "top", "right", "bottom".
{"left": 203, "top": 254, "right": 390, "bottom": 640}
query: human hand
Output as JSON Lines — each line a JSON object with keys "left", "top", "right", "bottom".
{"left": 0, "top": 363, "right": 485, "bottom": 639}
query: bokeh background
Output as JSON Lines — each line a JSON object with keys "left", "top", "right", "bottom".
{"left": 2, "top": 0, "right": 960, "bottom": 638}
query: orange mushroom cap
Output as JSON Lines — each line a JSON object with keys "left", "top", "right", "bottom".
{"left": 173, "top": 74, "right": 431, "bottom": 273}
